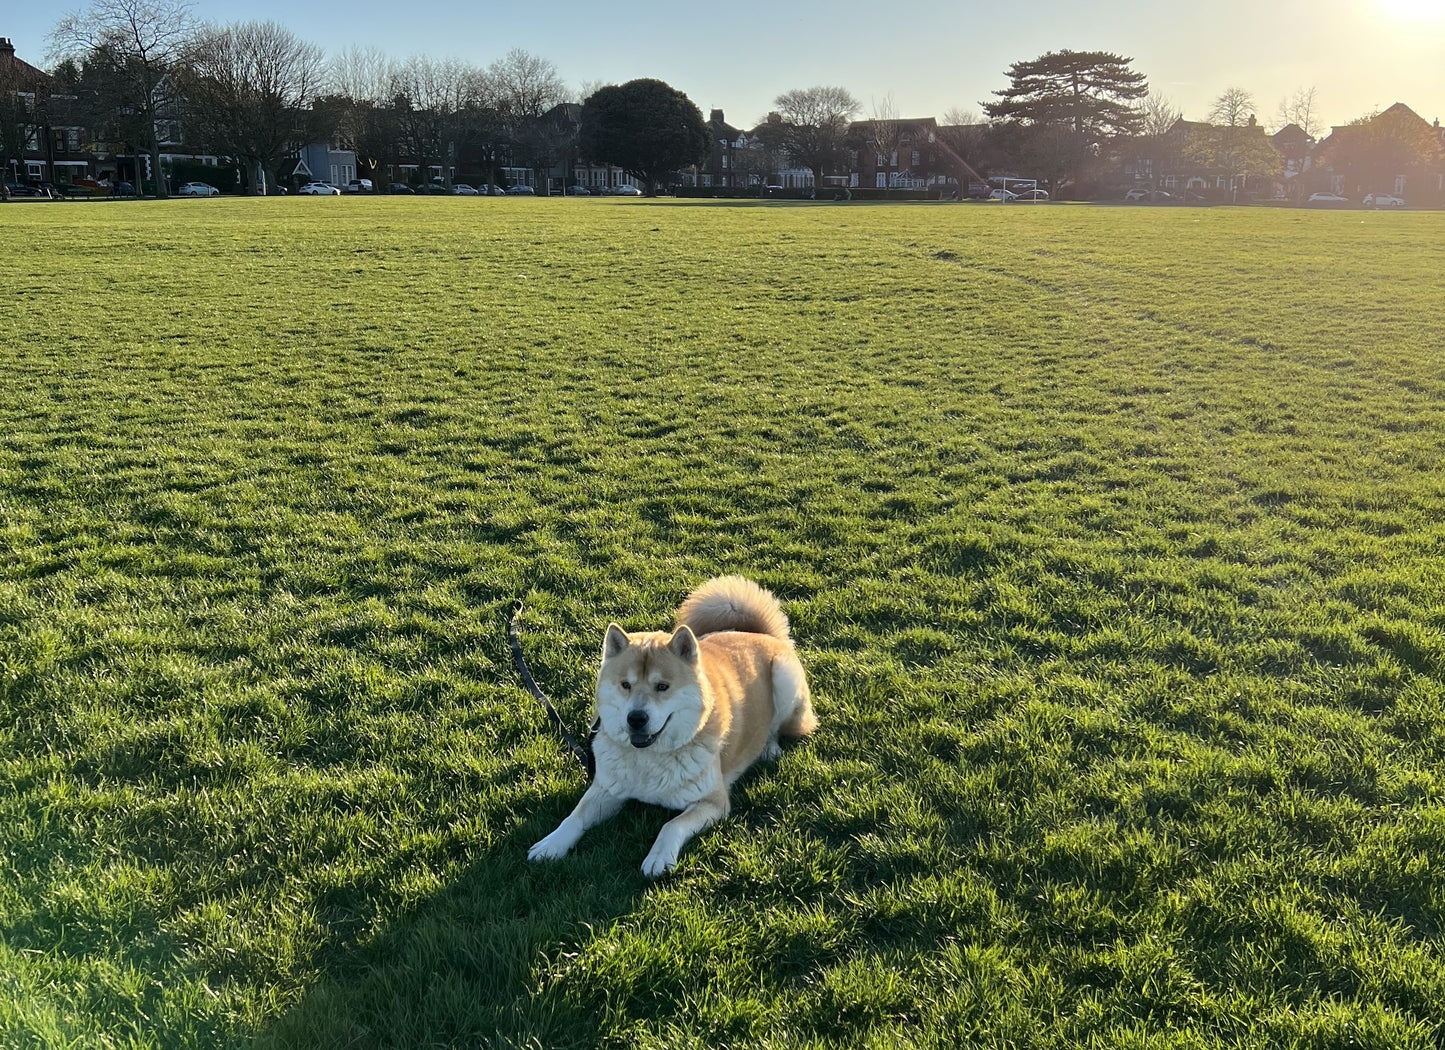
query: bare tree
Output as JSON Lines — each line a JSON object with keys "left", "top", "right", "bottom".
{"left": 1190, "top": 87, "right": 1280, "bottom": 201}
{"left": 488, "top": 48, "right": 565, "bottom": 122}
{"left": 322, "top": 45, "right": 398, "bottom": 186}
{"left": 50, "top": 0, "right": 196, "bottom": 197}
{"left": 1132, "top": 91, "right": 1182, "bottom": 189}
{"left": 484, "top": 49, "right": 566, "bottom": 187}
{"left": 936, "top": 106, "right": 989, "bottom": 190}
{"left": 180, "top": 21, "right": 325, "bottom": 194}
{"left": 389, "top": 55, "right": 490, "bottom": 187}
{"left": 1140, "top": 92, "right": 1181, "bottom": 138}
{"left": 771, "top": 85, "right": 860, "bottom": 189}
{"left": 1208, "top": 86, "right": 1256, "bottom": 129}
{"left": 865, "top": 93, "right": 902, "bottom": 189}
{"left": 1275, "top": 85, "right": 1322, "bottom": 139}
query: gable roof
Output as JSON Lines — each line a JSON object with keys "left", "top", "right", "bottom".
{"left": 0, "top": 38, "right": 50, "bottom": 85}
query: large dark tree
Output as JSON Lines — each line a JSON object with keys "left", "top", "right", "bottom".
{"left": 984, "top": 50, "right": 1148, "bottom": 143}
{"left": 579, "top": 78, "right": 708, "bottom": 194}
{"left": 984, "top": 49, "right": 1146, "bottom": 193}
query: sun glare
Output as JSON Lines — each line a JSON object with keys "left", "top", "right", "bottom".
{"left": 1377, "top": 0, "right": 1445, "bottom": 18}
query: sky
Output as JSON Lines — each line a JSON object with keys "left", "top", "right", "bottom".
{"left": 7, "top": 0, "right": 1444, "bottom": 133}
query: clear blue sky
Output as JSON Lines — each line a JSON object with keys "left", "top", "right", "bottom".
{"left": 7, "top": 0, "right": 1443, "bottom": 132}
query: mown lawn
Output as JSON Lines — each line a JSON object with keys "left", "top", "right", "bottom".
{"left": 1, "top": 197, "right": 1443, "bottom": 1049}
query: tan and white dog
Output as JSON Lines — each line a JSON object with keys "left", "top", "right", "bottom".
{"left": 528, "top": 576, "right": 818, "bottom": 877}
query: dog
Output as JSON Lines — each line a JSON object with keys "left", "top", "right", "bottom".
{"left": 528, "top": 576, "right": 818, "bottom": 877}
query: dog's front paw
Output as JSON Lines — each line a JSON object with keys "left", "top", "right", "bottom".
{"left": 528, "top": 831, "right": 572, "bottom": 862}
{"left": 641, "top": 843, "right": 679, "bottom": 878}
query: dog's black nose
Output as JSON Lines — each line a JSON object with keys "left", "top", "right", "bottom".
{"left": 626, "top": 709, "right": 649, "bottom": 730}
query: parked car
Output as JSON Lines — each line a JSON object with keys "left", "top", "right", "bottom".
{"left": 451, "top": 183, "right": 480, "bottom": 195}
{"left": 4, "top": 181, "right": 42, "bottom": 197}
{"left": 478, "top": 184, "right": 506, "bottom": 196}
{"left": 1363, "top": 193, "right": 1405, "bottom": 207}
{"left": 610, "top": 184, "right": 642, "bottom": 196}
{"left": 1125, "top": 188, "right": 1171, "bottom": 201}
{"left": 1308, "top": 192, "right": 1349, "bottom": 203}
{"left": 565, "top": 185, "right": 591, "bottom": 195}
{"left": 1012, "top": 188, "right": 1050, "bottom": 201}
{"left": 178, "top": 181, "right": 220, "bottom": 197}
{"left": 299, "top": 181, "right": 341, "bottom": 195}
{"left": 418, "top": 181, "right": 450, "bottom": 195}
{"left": 988, "top": 188, "right": 1017, "bottom": 201}
{"left": 343, "top": 179, "right": 373, "bottom": 193}
{"left": 505, "top": 184, "right": 535, "bottom": 195}
{"left": 387, "top": 183, "right": 414, "bottom": 194}
{"left": 113, "top": 181, "right": 136, "bottom": 196}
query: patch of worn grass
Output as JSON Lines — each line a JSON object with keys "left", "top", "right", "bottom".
{"left": 2, "top": 198, "right": 1443, "bottom": 1048}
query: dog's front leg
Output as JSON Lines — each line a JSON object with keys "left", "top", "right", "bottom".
{"left": 529, "top": 782, "right": 625, "bottom": 863}
{"left": 641, "top": 788, "right": 730, "bottom": 878}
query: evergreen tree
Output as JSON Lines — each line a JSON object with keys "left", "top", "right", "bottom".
{"left": 579, "top": 79, "right": 708, "bottom": 194}
{"left": 984, "top": 50, "right": 1148, "bottom": 144}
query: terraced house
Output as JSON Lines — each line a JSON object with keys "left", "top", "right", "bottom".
{"left": 1, "top": 36, "right": 87, "bottom": 188}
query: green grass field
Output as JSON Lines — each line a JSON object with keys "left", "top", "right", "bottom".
{"left": 2, "top": 197, "right": 1443, "bottom": 1049}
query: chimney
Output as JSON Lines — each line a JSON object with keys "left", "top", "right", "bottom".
{"left": 710, "top": 109, "right": 724, "bottom": 125}
{"left": 0, "top": 38, "right": 16, "bottom": 57}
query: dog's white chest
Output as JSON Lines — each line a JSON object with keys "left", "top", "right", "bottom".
{"left": 594, "top": 737, "right": 720, "bottom": 810}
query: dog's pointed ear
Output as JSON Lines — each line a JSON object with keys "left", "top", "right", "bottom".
{"left": 668, "top": 625, "right": 699, "bottom": 663}
{"left": 603, "top": 623, "right": 630, "bottom": 658}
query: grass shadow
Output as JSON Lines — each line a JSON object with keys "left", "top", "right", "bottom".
{"left": 256, "top": 797, "right": 663, "bottom": 1049}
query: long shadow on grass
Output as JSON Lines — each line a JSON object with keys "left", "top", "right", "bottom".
{"left": 255, "top": 795, "right": 665, "bottom": 1050}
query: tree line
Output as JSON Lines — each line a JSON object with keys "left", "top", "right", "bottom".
{"left": 11, "top": 0, "right": 1441, "bottom": 199}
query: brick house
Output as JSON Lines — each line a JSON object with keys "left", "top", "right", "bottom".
{"left": 846, "top": 117, "right": 952, "bottom": 190}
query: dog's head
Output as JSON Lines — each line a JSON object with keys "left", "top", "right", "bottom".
{"left": 595, "top": 624, "right": 706, "bottom": 751}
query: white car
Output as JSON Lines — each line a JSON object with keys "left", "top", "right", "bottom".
{"left": 609, "top": 184, "right": 643, "bottom": 196}
{"left": 451, "top": 183, "right": 480, "bottom": 195}
{"left": 1012, "top": 188, "right": 1050, "bottom": 201}
{"left": 1308, "top": 192, "right": 1348, "bottom": 203}
{"left": 1363, "top": 193, "right": 1405, "bottom": 208}
{"left": 299, "top": 182, "right": 341, "bottom": 196}
{"left": 178, "top": 181, "right": 219, "bottom": 197}
{"left": 988, "top": 188, "right": 1017, "bottom": 201}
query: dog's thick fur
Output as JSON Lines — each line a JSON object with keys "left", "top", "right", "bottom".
{"left": 528, "top": 576, "right": 817, "bottom": 876}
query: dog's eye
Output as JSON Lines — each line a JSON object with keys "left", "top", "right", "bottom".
{"left": 655, "top": 683, "right": 669, "bottom": 693}
{"left": 620, "top": 680, "right": 631, "bottom": 691}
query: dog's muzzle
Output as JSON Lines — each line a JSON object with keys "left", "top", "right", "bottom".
{"left": 630, "top": 713, "right": 671, "bottom": 749}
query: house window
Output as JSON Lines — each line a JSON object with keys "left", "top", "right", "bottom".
{"left": 911, "top": 151, "right": 919, "bottom": 166}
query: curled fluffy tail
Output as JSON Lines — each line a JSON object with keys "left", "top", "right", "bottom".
{"left": 676, "top": 576, "right": 792, "bottom": 644}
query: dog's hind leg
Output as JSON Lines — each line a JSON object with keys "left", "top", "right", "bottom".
{"left": 642, "top": 787, "right": 730, "bottom": 878}
{"left": 529, "top": 782, "right": 626, "bottom": 863}
{"left": 767, "top": 654, "right": 818, "bottom": 760}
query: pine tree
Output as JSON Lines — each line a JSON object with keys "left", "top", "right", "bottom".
{"left": 984, "top": 50, "right": 1148, "bottom": 146}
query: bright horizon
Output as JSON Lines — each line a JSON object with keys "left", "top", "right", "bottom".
{"left": 6, "top": 0, "right": 1443, "bottom": 134}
